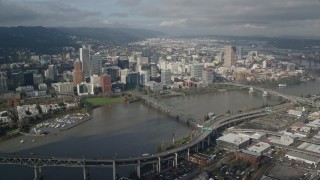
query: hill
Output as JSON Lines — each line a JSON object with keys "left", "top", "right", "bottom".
{"left": 0, "top": 26, "right": 163, "bottom": 54}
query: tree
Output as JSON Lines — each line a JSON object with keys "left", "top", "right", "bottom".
{"left": 58, "top": 102, "right": 66, "bottom": 107}
{"left": 156, "top": 145, "right": 163, "bottom": 153}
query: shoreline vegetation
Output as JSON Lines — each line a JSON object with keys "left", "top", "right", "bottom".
{"left": 84, "top": 97, "right": 125, "bottom": 107}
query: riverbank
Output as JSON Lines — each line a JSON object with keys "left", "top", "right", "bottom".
{"left": 0, "top": 102, "right": 192, "bottom": 157}
{"left": 0, "top": 107, "right": 91, "bottom": 143}
{"left": 173, "top": 84, "right": 240, "bottom": 95}
{"left": 84, "top": 97, "right": 124, "bottom": 107}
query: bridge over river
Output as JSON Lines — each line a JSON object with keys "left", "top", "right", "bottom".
{"left": 223, "top": 83, "right": 320, "bottom": 108}
{"left": 0, "top": 102, "right": 290, "bottom": 180}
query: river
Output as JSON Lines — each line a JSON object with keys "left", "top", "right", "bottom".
{"left": 0, "top": 80, "right": 319, "bottom": 179}
{"left": 275, "top": 79, "right": 320, "bottom": 97}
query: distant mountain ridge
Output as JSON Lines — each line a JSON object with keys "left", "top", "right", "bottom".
{"left": 58, "top": 27, "right": 164, "bottom": 43}
{"left": 0, "top": 26, "right": 76, "bottom": 54}
{"left": 0, "top": 26, "right": 164, "bottom": 53}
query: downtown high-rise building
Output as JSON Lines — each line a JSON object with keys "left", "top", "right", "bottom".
{"left": 100, "top": 74, "right": 112, "bottom": 93}
{"left": 224, "top": 46, "right": 236, "bottom": 67}
{"left": 238, "top": 46, "right": 242, "bottom": 59}
{"left": 191, "top": 63, "right": 204, "bottom": 79}
{"left": 72, "top": 60, "right": 84, "bottom": 86}
{"left": 90, "top": 53, "right": 103, "bottom": 75}
{"left": 161, "top": 69, "right": 172, "bottom": 85}
{"left": 139, "top": 70, "right": 150, "bottom": 86}
{"left": 0, "top": 72, "right": 8, "bottom": 94}
{"left": 45, "top": 65, "right": 58, "bottom": 81}
{"left": 24, "top": 72, "right": 34, "bottom": 86}
{"left": 80, "top": 46, "right": 90, "bottom": 78}
{"left": 150, "top": 63, "right": 159, "bottom": 77}
{"left": 202, "top": 69, "right": 214, "bottom": 86}
{"left": 126, "top": 72, "right": 139, "bottom": 90}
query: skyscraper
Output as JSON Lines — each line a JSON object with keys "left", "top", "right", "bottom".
{"left": 191, "top": 63, "right": 204, "bottom": 79}
{"left": 80, "top": 46, "right": 90, "bottom": 78}
{"left": 90, "top": 53, "right": 103, "bottom": 75}
{"left": 150, "top": 63, "right": 159, "bottom": 77}
{"left": 139, "top": 70, "right": 150, "bottom": 86}
{"left": 238, "top": 46, "right": 243, "bottom": 59}
{"left": 202, "top": 69, "right": 214, "bottom": 86}
{"left": 24, "top": 72, "right": 34, "bottom": 86}
{"left": 224, "top": 46, "right": 236, "bottom": 67}
{"left": 161, "top": 69, "right": 172, "bottom": 85}
{"left": 118, "top": 59, "right": 129, "bottom": 69}
{"left": 0, "top": 72, "right": 8, "bottom": 94}
{"left": 126, "top": 72, "right": 139, "bottom": 90}
{"left": 72, "top": 60, "right": 84, "bottom": 86}
{"left": 45, "top": 65, "right": 58, "bottom": 81}
{"left": 33, "top": 74, "right": 43, "bottom": 86}
{"left": 100, "top": 74, "right": 112, "bottom": 93}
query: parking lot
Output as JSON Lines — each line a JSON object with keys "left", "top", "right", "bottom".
{"left": 141, "top": 161, "right": 199, "bottom": 180}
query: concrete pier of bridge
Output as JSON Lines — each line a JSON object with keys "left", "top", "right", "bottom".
{"left": 83, "top": 166, "right": 89, "bottom": 180}
{"left": 113, "top": 161, "right": 116, "bottom": 180}
{"left": 137, "top": 160, "right": 141, "bottom": 179}
{"left": 33, "top": 166, "right": 43, "bottom": 180}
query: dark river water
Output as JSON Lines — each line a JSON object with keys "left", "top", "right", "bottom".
{"left": 0, "top": 80, "right": 319, "bottom": 179}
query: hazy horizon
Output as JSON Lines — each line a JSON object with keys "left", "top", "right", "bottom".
{"left": 0, "top": 0, "right": 320, "bottom": 38}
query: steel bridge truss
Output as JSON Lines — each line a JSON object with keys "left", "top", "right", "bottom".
{"left": 0, "top": 157, "right": 85, "bottom": 167}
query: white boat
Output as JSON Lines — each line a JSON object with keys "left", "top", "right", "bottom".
{"left": 197, "top": 124, "right": 204, "bottom": 128}
{"left": 20, "top": 140, "right": 24, "bottom": 143}
{"left": 278, "top": 84, "right": 287, "bottom": 87}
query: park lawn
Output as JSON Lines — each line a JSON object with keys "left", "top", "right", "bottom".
{"left": 85, "top": 97, "right": 124, "bottom": 106}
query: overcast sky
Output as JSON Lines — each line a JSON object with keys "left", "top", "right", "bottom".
{"left": 1, "top": 0, "right": 320, "bottom": 37}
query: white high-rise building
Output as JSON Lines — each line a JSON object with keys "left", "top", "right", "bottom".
{"left": 52, "top": 82, "right": 73, "bottom": 94}
{"left": 90, "top": 75, "right": 101, "bottom": 87}
{"left": 77, "top": 82, "right": 94, "bottom": 96}
{"left": 158, "top": 60, "right": 168, "bottom": 70}
{"left": 120, "top": 69, "right": 130, "bottom": 84}
{"left": 224, "top": 46, "right": 236, "bottom": 67}
{"left": 191, "top": 63, "right": 204, "bottom": 79}
{"left": 80, "top": 46, "right": 90, "bottom": 78}
{"left": 45, "top": 65, "right": 58, "bottom": 81}
{"left": 161, "top": 69, "right": 172, "bottom": 85}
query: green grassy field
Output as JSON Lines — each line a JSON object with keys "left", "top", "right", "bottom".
{"left": 85, "top": 97, "right": 124, "bottom": 106}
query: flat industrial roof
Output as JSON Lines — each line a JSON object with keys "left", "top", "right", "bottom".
{"left": 298, "top": 142, "right": 320, "bottom": 154}
{"left": 217, "top": 133, "right": 250, "bottom": 145}
{"left": 286, "top": 151, "right": 320, "bottom": 163}
{"left": 247, "top": 142, "right": 271, "bottom": 154}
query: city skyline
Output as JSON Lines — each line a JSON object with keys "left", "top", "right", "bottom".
{"left": 0, "top": 0, "right": 320, "bottom": 37}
